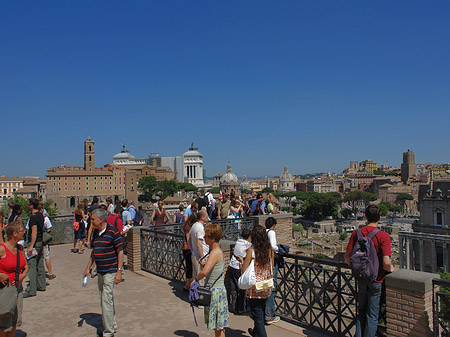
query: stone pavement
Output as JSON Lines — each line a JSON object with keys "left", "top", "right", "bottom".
{"left": 18, "top": 244, "right": 325, "bottom": 337}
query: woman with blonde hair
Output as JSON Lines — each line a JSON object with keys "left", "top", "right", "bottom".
{"left": 0, "top": 220, "right": 28, "bottom": 337}
{"left": 151, "top": 200, "right": 170, "bottom": 228}
{"left": 196, "top": 224, "right": 229, "bottom": 337}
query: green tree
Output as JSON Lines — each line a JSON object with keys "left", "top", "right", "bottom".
{"left": 156, "top": 179, "right": 179, "bottom": 200}
{"left": 339, "top": 231, "right": 348, "bottom": 240}
{"left": 344, "top": 190, "right": 377, "bottom": 209}
{"left": 177, "top": 182, "right": 198, "bottom": 193}
{"left": 138, "top": 176, "right": 158, "bottom": 202}
{"left": 261, "top": 187, "right": 274, "bottom": 194}
{"left": 396, "top": 193, "right": 414, "bottom": 214}
{"left": 1, "top": 196, "right": 57, "bottom": 218}
{"left": 340, "top": 208, "right": 353, "bottom": 219}
{"left": 210, "top": 187, "right": 220, "bottom": 194}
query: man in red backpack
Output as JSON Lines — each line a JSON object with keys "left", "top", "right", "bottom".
{"left": 344, "top": 204, "right": 394, "bottom": 337}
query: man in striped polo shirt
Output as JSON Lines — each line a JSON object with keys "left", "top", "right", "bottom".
{"left": 83, "top": 208, "right": 124, "bottom": 337}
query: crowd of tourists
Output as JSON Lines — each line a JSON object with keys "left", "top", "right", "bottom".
{"left": 0, "top": 191, "right": 393, "bottom": 337}
{"left": 0, "top": 198, "right": 56, "bottom": 336}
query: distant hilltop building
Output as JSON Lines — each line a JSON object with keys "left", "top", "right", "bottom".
{"left": 46, "top": 137, "right": 175, "bottom": 213}
{"left": 0, "top": 176, "right": 45, "bottom": 201}
{"left": 141, "top": 143, "right": 210, "bottom": 188}
{"left": 278, "top": 166, "right": 294, "bottom": 193}
{"left": 401, "top": 149, "right": 417, "bottom": 184}
{"left": 219, "top": 162, "right": 240, "bottom": 195}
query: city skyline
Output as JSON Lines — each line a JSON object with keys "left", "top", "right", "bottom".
{"left": 1, "top": 1, "right": 450, "bottom": 177}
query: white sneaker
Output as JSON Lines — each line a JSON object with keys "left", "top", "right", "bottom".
{"left": 265, "top": 316, "right": 280, "bottom": 324}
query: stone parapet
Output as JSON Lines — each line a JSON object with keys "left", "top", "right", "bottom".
{"left": 255, "top": 213, "right": 293, "bottom": 245}
{"left": 126, "top": 226, "right": 142, "bottom": 272}
{"left": 385, "top": 269, "right": 439, "bottom": 336}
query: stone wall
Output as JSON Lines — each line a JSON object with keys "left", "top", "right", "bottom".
{"left": 385, "top": 269, "right": 438, "bottom": 336}
{"left": 255, "top": 213, "right": 293, "bottom": 246}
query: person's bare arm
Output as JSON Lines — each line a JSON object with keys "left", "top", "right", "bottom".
{"left": 383, "top": 255, "right": 394, "bottom": 272}
{"left": 197, "top": 238, "right": 204, "bottom": 260}
{"left": 164, "top": 210, "right": 170, "bottom": 224}
{"left": 115, "top": 248, "right": 124, "bottom": 284}
{"left": 196, "top": 249, "right": 221, "bottom": 281}
{"left": 151, "top": 209, "right": 155, "bottom": 225}
{"left": 18, "top": 250, "right": 29, "bottom": 284}
{"left": 27, "top": 225, "right": 37, "bottom": 254}
{"left": 241, "top": 247, "right": 253, "bottom": 273}
{"left": 344, "top": 251, "right": 351, "bottom": 265}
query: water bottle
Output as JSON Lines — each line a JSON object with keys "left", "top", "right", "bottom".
{"left": 82, "top": 276, "right": 88, "bottom": 287}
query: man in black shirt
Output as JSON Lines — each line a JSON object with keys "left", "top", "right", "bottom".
{"left": 24, "top": 197, "right": 46, "bottom": 298}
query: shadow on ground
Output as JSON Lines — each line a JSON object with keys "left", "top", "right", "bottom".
{"left": 15, "top": 329, "right": 27, "bottom": 337}
{"left": 169, "top": 280, "right": 190, "bottom": 303}
{"left": 174, "top": 330, "right": 199, "bottom": 337}
{"left": 78, "top": 313, "right": 103, "bottom": 334}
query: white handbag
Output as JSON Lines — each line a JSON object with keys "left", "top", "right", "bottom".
{"left": 238, "top": 260, "right": 256, "bottom": 290}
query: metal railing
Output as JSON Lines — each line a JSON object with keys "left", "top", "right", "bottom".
{"left": 433, "top": 278, "right": 450, "bottom": 336}
{"left": 140, "top": 220, "right": 360, "bottom": 336}
{"left": 22, "top": 215, "right": 75, "bottom": 245}
{"left": 276, "top": 254, "right": 357, "bottom": 336}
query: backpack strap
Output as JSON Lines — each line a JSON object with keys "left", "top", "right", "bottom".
{"left": 355, "top": 228, "right": 364, "bottom": 240}
{"left": 366, "top": 228, "right": 380, "bottom": 240}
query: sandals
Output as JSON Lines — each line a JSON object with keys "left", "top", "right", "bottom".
{"left": 78, "top": 249, "right": 85, "bottom": 254}
{"left": 71, "top": 249, "right": 79, "bottom": 253}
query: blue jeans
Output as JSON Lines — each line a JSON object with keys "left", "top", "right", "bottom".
{"left": 356, "top": 279, "right": 382, "bottom": 337}
{"left": 265, "top": 261, "right": 278, "bottom": 320}
{"left": 248, "top": 298, "right": 267, "bottom": 337}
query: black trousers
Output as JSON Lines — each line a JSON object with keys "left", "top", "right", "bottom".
{"left": 226, "top": 266, "right": 246, "bottom": 313}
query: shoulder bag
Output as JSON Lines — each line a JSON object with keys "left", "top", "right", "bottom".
{"left": 0, "top": 244, "right": 20, "bottom": 317}
{"left": 238, "top": 259, "right": 256, "bottom": 290}
{"left": 73, "top": 213, "right": 80, "bottom": 231}
{"left": 254, "top": 255, "right": 274, "bottom": 292}
{"left": 194, "top": 252, "right": 224, "bottom": 307}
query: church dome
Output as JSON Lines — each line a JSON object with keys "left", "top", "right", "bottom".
{"left": 113, "top": 152, "right": 136, "bottom": 160}
{"left": 220, "top": 162, "right": 239, "bottom": 183}
{"left": 280, "top": 166, "right": 293, "bottom": 182}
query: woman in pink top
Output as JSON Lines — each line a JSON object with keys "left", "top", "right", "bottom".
{"left": 0, "top": 220, "right": 28, "bottom": 336}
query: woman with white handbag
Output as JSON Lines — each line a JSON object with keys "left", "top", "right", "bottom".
{"left": 241, "top": 225, "right": 274, "bottom": 337}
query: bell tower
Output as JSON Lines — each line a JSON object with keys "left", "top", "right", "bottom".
{"left": 84, "top": 136, "right": 95, "bottom": 171}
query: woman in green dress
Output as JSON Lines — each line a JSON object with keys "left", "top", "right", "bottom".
{"left": 196, "top": 223, "right": 229, "bottom": 337}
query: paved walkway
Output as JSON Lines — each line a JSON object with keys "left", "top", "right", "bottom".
{"left": 18, "top": 244, "right": 325, "bottom": 337}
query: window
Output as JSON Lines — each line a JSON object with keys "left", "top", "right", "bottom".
{"left": 435, "top": 208, "right": 444, "bottom": 226}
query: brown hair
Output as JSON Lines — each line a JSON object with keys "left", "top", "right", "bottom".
{"left": 6, "top": 220, "right": 24, "bottom": 238}
{"left": 75, "top": 203, "right": 85, "bottom": 215}
{"left": 251, "top": 225, "right": 272, "bottom": 266}
{"left": 205, "top": 223, "right": 222, "bottom": 242}
{"left": 182, "top": 213, "right": 198, "bottom": 234}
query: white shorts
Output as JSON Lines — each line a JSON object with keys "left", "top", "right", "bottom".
{"left": 43, "top": 245, "right": 50, "bottom": 260}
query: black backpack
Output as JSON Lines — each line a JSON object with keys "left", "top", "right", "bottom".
{"left": 134, "top": 210, "right": 144, "bottom": 226}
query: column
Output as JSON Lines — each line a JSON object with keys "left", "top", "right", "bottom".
{"left": 126, "top": 227, "right": 142, "bottom": 272}
{"left": 419, "top": 239, "right": 424, "bottom": 272}
{"left": 431, "top": 239, "right": 437, "bottom": 273}
{"left": 193, "top": 166, "right": 196, "bottom": 179}
{"left": 409, "top": 239, "right": 414, "bottom": 270}
{"left": 444, "top": 243, "right": 449, "bottom": 273}
{"left": 406, "top": 238, "right": 411, "bottom": 270}
{"left": 399, "top": 237, "right": 404, "bottom": 269}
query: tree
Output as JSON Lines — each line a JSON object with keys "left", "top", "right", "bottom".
{"left": 177, "top": 182, "right": 198, "bottom": 193}
{"left": 341, "top": 208, "right": 353, "bottom": 219}
{"left": 1, "top": 196, "right": 58, "bottom": 218}
{"left": 138, "top": 176, "right": 158, "bottom": 202}
{"left": 261, "top": 187, "right": 274, "bottom": 194}
{"left": 344, "top": 190, "right": 377, "bottom": 210}
{"left": 299, "top": 192, "right": 341, "bottom": 221}
{"left": 396, "top": 193, "right": 414, "bottom": 214}
{"left": 210, "top": 187, "right": 220, "bottom": 194}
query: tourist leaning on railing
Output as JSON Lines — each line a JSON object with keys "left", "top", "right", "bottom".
{"left": 0, "top": 220, "right": 28, "bottom": 336}
{"left": 195, "top": 223, "right": 229, "bottom": 337}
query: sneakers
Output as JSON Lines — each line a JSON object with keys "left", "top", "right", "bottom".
{"left": 23, "top": 292, "right": 36, "bottom": 298}
{"left": 265, "top": 316, "right": 280, "bottom": 324}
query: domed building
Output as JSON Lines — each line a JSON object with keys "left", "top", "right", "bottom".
{"left": 278, "top": 166, "right": 295, "bottom": 193}
{"left": 182, "top": 144, "right": 205, "bottom": 187}
{"left": 113, "top": 145, "right": 146, "bottom": 166}
{"left": 220, "top": 162, "right": 240, "bottom": 195}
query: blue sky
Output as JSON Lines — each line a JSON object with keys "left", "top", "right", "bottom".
{"left": 1, "top": 1, "right": 449, "bottom": 178}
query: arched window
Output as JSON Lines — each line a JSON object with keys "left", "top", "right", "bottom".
{"left": 89, "top": 145, "right": 92, "bottom": 152}
{"left": 434, "top": 208, "right": 444, "bottom": 226}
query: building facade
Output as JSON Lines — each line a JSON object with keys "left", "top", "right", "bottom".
{"left": 278, "top": 166, "right": 294, "bottom": 193}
